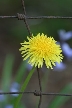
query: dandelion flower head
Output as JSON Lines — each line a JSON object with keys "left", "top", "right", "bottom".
{"left": 19, "top": 33, "right": 63, "bottom": 69}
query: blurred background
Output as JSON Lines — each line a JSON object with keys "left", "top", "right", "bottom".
{"left": 0, "top": 0, "right": 72, "bottom": 108}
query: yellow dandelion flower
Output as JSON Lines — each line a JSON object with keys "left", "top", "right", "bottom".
{"left": 19, "top": 33, "right": 63, "bottom": 69}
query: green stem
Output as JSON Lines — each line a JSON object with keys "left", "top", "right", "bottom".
{"left": 14, "top": 66, "right": 35, "bottom": 108}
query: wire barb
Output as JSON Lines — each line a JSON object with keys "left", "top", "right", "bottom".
{"left": 34, "top": 90, "right": 41, "bottom": 96}
{"left": 17, "top": 13, "right": 25, "bottom": 20}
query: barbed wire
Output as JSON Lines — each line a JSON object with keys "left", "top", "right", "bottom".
{"left": 20, "top": 0, "right": 42, "bottom": 108}
{"left": 0, "top": 14, "right": 72, "bottom": 19}
{"left": 0, "top": 0, "right": 72, "bottom": 108}
{"left": 21, "top": 0, "right": 42, "bottom": 107}
{"left": 0, "top": 91, "right": 72, "bottom": 96}
{"left": 21, "top": 0, "right": 31, "bottom": 36}
{"left": 37, "top": 67, "right": 42, "bottom": 108}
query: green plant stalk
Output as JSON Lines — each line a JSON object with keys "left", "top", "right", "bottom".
{"left": 10, "top": 61, "right": 27, "bottom": 105}
{"left": 14, "top": 66, "right": 35, "bottom": 108}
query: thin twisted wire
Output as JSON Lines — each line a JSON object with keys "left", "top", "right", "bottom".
{"left": 37, "top": 67, "right": 42, "bottom": 108}
{"left": 1, "top": 1, "right": 72, "bottom": 108}
{"left": 21, "top": 0, "right": 42, "bottom": 108}
{"left": 0, "top": 91, "right": 72, "bottom": 96}
{"left": 21, "top": 0, "right": 31, "bottom": 36}
{"left": 1, "top": 15, "right": 72, "bottom": 19}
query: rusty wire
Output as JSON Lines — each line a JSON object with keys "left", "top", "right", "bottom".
{"left": 0, "top": 0, "right": 72, "bottom": 108}
{"left": 20, "top": 1, "right": 42, "bottom": 107}
{"left": 37, "top": 67, "right": 42, "bottom": 108}
{"left": 0, "top": 91, "right": 72, "bottom": 96}
{"left": 0, "top": 14, "right": 72, "bottom": 19}
{"left": 21, "top": 0, "right": 31, "bottom": 36}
